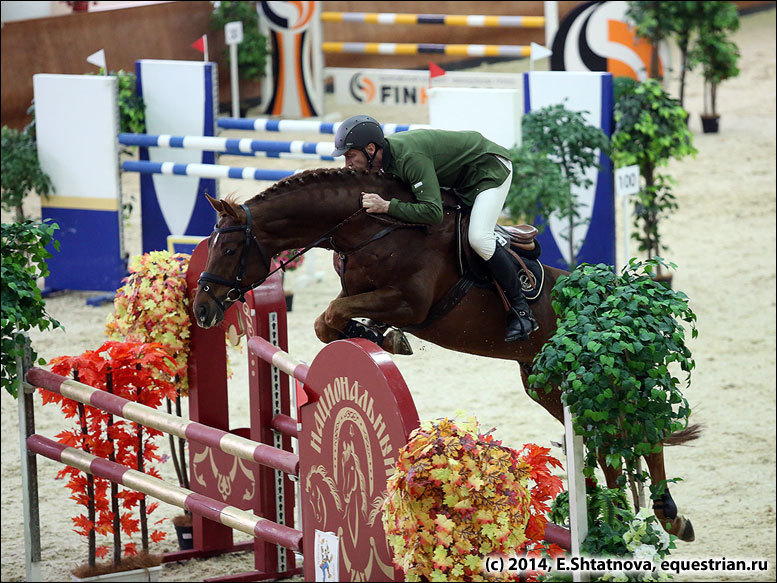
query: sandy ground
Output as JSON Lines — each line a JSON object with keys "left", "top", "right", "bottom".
{"left": 2, "top": 8, "right": 775, "bottom": 582}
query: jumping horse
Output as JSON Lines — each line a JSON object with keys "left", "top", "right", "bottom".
{"left": 192, "top": 167, "right": 697, "bottom": 542}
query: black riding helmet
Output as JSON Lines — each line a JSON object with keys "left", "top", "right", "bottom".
{"left": 331, "top": 115, "right": 386, "bottom": 168}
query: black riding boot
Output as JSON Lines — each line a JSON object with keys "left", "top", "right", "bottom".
{"left": 486, "top": 245, "right": 539, "bottom": 342}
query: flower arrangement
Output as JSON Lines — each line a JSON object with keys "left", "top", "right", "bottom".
{"left": 382, "top": 415, "right": 565, "bottom": 582}
{"left": 41, "top": 341, "right": 177, "bottom": 577}
{"left": 105, "top": 251, "right": 191, "bottom": 392}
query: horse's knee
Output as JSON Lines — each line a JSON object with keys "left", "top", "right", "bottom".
{"left": 314, "top": 314, "right": 339, "bottom": 344}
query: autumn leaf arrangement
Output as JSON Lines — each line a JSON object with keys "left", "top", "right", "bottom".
{"left": 382, "top": 415, "right": 566, "bottom": 582}
{"left": 42, "top": 342, "right": 177, "bottom": 577}
{"left": 105, "top": 250, "right": 193, "bottom": 494}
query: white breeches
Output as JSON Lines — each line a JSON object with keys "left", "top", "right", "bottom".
{"left": 468, "top": 155, "right": 513, "bottom": 260}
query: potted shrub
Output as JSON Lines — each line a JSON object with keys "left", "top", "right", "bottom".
{"left": 507, "top": 102, "right": 609, "bottom": 271}
{"left": 41, "top": 341, "right": 176, "bottom": 581}
{"left": 1, "top": 125, "right": 54, "bottom": 222}
{"left": 210, "top": 1, "right": 270, "bottom": 114}
{"left": 611, "top": 79, "right": 697, "bottom": 283}
{"left": 624, "top": 1, "right": 679, "bottom": 81}
{"left": 105, "top": 250, "right": 194, "bottom": 548}
{"left": 528, "top": 257, "right": 697, "bottom": 502}
{"left": 1, "top": 220, "right": 61, "bottom": 397}
{"left": 688, "top": 1, "right": 741, "bottom": 134}
{"left": 382, "top": 415, "right": 565, "bottom": 581}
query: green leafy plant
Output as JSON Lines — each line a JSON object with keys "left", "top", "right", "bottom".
{"left": 687, "top": 2, "right": 740, "bottom": 118}
{"left": 611, "top": 79, "right": 697, "bottom": 272}
{"left": 210, "top": 1, "right": 270, "bottom": 82}
{"left": 509, "top": 102, "right": 609, "bottom": 270}
{"left": 382, "top": 415, "right": 565, "bottom": 582}
{"left": 550, "top": 483, "right": 676, "bottom": 581}
{"left": 1, "top": 126, "right": 55, "bottom": 221}
{"left": 528, "top": 259, "right": 697, "bottom": 490}
{"left": 1, "top": 220, "right": 61, "bottom": 397}
{"left": 624, "top": 1, "right": 680, "bottom": 81}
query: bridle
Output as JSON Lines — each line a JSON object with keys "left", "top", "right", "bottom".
{"left": 197, "top": 204, "right": 273, "bottom": 314}
{"left": 198, "top": 201, "right": 396, "bottom": 315}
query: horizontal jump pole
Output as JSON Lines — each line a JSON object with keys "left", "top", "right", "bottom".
{"left": 322, "top": 42, "right": 532, "bottom": 57}
{"left": 226, "top": 150, "right": 336, "bottom": 162}
{"left": 27, "top": 434, "right": 303, "bottom": 552}
{"left": 118, "top": 133, "right": 336, "bottom": 158}
{"left": 122, "top": 160, "right": 299, "bottom": 182}
{"left": 321, "top": 12, "right": 545, "bottom": 28}
{"left": 26, "top": 367, "right": 299, "bottom": 476}
{"left": 247, "top": 336, "right": 309, "bottom": 385}
{"left": 217, "top": 117, "right": 429, "bottom": 135}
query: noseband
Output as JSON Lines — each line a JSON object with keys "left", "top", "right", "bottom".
{"left": 197, "top": 204, "right": 272, "bottom": 313}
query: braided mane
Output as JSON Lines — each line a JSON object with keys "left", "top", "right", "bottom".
{"left": 248, "top": 167, "right": 408, "bottom": 204}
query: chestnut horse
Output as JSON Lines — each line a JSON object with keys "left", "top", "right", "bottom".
{"left": 192, "top": 167, "right": 696, "bottom": 541}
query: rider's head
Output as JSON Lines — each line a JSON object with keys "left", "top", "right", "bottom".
{"left": 331, "top": 115, "right": 386, "bottom": 171}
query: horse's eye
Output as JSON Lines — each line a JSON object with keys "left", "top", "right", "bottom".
{"left": 223, "top": 248, "right": 236, "bottom": 256}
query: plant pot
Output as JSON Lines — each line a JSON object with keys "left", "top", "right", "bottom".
{"left": 173, "top": 514, "right": 193, "bottom": 550}
{"left": 70, "top": 565, "right": 162, "bottom": 582}
{"left": 175, "top": 523, "right": 194, "bottom": 550}
{"left": 285, "top": 292, "right": 294, "bottom": 312}
{"left": 700, "top": 114, "right": 720, "bottom": 134}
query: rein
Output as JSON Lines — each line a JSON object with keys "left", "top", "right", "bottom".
{"left": 198, "top": 202, "right": 372, "bottom": 313}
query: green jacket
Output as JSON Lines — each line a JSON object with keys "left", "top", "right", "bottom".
{"left": 382, "top": 129, "right": 511, "bottom": 225}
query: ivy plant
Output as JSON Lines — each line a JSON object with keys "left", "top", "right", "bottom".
{"left": 1, "top": 220, "right": 62, "bottom": 397}
{"left": 611, "top": 79, "right": 697, "bottom": 272}
{"left": 528, "top": 258, "right": 697, "bottom": 488}
{"left": 1, "top": 126, "right": 54, "bottom": 222}
{"left": 510, "top": 102, "right": 609, "bottom": 270}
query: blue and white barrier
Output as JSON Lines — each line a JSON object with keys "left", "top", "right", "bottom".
{"left": 122, "top": 160, "right": 299, "bottom": 182}
{"left": 217, "top": 117, "right": 429, "bottom": 135}
{"left": 118, "top": 133, "right": 336, "bottom": 158}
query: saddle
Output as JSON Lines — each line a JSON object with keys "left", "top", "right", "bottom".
{"left": 455, "top": 211, "right": 544, "bottom": 301}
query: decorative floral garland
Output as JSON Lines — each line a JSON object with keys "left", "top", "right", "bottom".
{"left": 105, "top": 251, "right": 191, "bottom": 393}
{"left": 382, "top": 416, "right": 565, "bottom": 582}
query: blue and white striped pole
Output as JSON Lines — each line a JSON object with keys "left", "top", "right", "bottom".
{"left": 216, "top": 117, "right": 429, "bottom": 135}
{"left": 119, "top": 133, "right": 336, "bottom": 157}
{"left": 122, "top": 160, "right": 299, "bottom": 182}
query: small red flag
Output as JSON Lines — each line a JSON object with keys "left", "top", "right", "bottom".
{"left": 429, "top": 62, "right": 447, "bottom": 78}
{"left": 192, "top": 35, "right": 206, "bottom": 54}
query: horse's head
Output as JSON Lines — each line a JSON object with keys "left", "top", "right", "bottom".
{"left": 193, "top": 194, "right": 272, "bottom": 328}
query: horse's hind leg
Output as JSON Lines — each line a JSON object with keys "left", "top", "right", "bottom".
{"left": 645, "top": 450, "right": 695, "bottom": 542}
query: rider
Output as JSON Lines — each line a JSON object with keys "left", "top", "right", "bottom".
{"left": 331, "top": 114, "right": 538, "bottom": 342}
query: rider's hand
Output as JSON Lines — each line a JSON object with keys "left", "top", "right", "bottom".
{"left": 362, "top": 192, "right": 390, "bottom": 214}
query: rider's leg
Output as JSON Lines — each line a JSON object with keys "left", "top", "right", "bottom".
{"left": 469, "top": 156, "right": 538, "bottom": 342}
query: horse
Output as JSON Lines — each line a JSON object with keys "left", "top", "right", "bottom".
{"left": 192, "top": 167, "right": 697, "bottom": 542}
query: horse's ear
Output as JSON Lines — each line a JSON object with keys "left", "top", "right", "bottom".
{"left": 205, "top": 193, "right": 222, "bottom": 212}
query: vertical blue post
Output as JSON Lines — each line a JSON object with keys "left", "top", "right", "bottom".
{"left": 523, "top": 71, "right": 615, "bottom": 270}
{"left": 135, "top": 60, "right": 219, "bottom": 253}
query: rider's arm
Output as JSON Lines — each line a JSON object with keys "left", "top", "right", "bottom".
{"left": 386, "top": 155, "right": 444, "bottom": 225}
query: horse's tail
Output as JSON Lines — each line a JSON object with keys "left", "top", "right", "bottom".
{"left": 665, "top": 423, "right": 703, "bottom": 446}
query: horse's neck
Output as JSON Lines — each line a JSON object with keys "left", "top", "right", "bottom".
{"left": 249, "top": 180, "right": 366, "bottom": 253}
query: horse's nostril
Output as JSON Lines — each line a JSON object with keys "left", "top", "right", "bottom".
{"left": 197, "top": 304, "right": 207, "bottom": 321}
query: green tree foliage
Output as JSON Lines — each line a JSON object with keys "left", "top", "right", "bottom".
{"left": 688, "top": 2, "right": 741, "bottom": 117}
{"left": 210, "top": 1, "right": 269, "bottom": 82}
{"left": 1, "top": 126, "right": 54, "bottom": 222}
{"left": 1, "top": 220, "right": 62, "bottom": 397}
{"left": 611, "top": 79, "right": 697, "bottom": 266}
{"left": 508, "top": 103, "right": 609, "bottom": 270}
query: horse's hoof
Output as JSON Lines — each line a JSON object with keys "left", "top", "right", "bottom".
{"left": 384, "top": 329, "right": 413, "bottom": 355}
{"left": 661, "top": 515, "right": 695, "bottom": 542}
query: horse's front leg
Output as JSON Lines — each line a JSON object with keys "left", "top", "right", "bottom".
{"left": 645, "top": 450, "right": 695, "bottom": 542}
{"left": 321, "top": 287, "right": 424, "bottom": 353}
